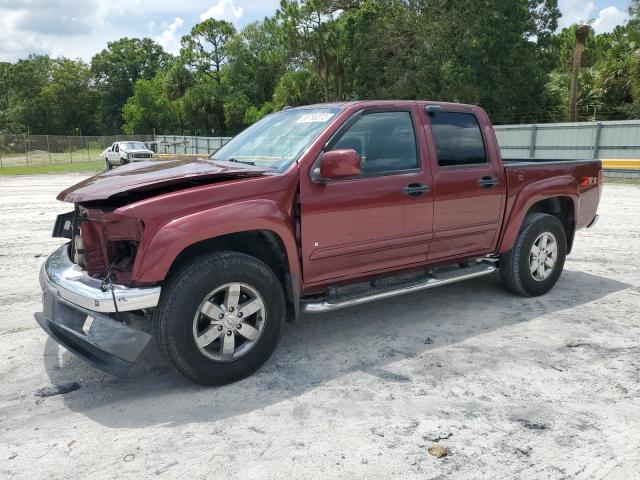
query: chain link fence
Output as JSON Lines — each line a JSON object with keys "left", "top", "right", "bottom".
{"left": 153, "top": 135, "right": 233, "bottom": 156}
{"left": 0, "top": 134, "right": 153, "bottom": 167}
{"left": 4, "top": 121, "right": 639, "bottom": 169}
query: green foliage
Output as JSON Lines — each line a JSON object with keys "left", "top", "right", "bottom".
{"left": 549, "top": 24, "right": 638, "bottom": 120}
{"left": 273, "top": 68, "right": 323, "bottom": 107}
{"left": 91, "top": 38, "right": 170, "bottom": 132}
{"left": 180, "top": 19, "right": 236, "bottom": 83}
{"left": 0, "top": 2, "right": 638, "bottom": 135}
{"left": 122, "top": 73, "right": 181, "bottom": 134}
{"left": 40, "top": 59, "right": 96, "bottom": 133}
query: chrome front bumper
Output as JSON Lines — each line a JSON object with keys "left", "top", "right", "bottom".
{"left": 35, "top": 243, "right": 159, "bottom": 376}
{"left": 39, "top": 243, "right": 161, "bottom": 313}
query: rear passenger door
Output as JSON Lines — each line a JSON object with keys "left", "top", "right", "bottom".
{"left": 299, "top": 106, "right": 434, "bottom": 286}
{"left": 424, "top": 108, "right": 505, "bottom": 260}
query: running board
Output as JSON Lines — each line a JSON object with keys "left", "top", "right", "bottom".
{"left": 301, "top": 262, "right": 496, "bottom": 314}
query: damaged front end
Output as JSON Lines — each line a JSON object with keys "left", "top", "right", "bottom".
{"left": 69, "top": 206, "right": 143, "bottom": 284}
{"left": 35, "top": 207, "right": 159, "bottom": 377}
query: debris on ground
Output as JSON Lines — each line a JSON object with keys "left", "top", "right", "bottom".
{"left": 428, "top": 445, "right": 448, "bottom": 458}
{"left": 424, "top": 432, "right": 453, "bottom": 442}
{"left": 516, "top": 447, "right": 532, "bottom": 456}
{"left": 155, "top": 461, "right": 178, "bottom": 476}
{"left": 35, "top": 382, "right": 80, "bottom": 397}
{"left": 516, "top": 419, "right": 548, "bottom": 431}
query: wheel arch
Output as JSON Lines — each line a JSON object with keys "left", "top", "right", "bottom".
{"left": 166, "top": 229, "right": 300, "bottom": 322}
{"left": 131, "top": 199, "right": 302, "bottom": 322}
{"left": 499, "top": 189, "right": 578, "bottom": 255}
{"left": 524, "top": 196, "right": 575, "bottom": 252}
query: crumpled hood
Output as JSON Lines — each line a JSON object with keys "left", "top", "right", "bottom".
{"left": 57, "top": 157, "right": 274, "bottom": 203}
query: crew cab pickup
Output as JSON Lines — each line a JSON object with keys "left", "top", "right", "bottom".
{"left": 36, "top": 101, "right": 602, "bottom": 385}
{"left": 102, "top": 141, "right": 155, "bottom": 170}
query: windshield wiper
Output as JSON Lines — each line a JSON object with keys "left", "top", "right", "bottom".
{"left": 212, "top": 157, "right": 256, "bottom": 166}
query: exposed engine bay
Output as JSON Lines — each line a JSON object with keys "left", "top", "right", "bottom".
{"left": 53, "top": 206, "right": 142, "bottom": 284}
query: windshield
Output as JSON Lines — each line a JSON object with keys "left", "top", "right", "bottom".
{"left": 212, "top": 107, "right": 342, "bottom": 171}
{"left": 120, "top": 142, "right": 147, "bottom": 150}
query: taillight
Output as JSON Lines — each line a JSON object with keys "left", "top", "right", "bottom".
{"left": 580, "top": 176, "right": 597, "bottom": 187}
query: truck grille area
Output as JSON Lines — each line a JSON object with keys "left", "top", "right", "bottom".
{"left": 71, "top": 207, "right": 144, "bottom": 284}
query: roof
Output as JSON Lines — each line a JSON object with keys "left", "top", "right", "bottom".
{"left": 287, "top": 100, "right": 480, "bottom": 111}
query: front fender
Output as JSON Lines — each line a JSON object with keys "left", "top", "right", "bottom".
{"left": 132, "top": 199, "right": 300, "bottom": 285}
{"left": 498, "top": 175, "right": 578, "bottom": 254}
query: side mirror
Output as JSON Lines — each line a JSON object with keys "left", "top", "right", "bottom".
{"left": 312, "top": 149, "right": 361, "bottom": 183}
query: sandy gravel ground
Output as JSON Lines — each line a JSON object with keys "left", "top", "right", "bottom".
{"left": 0, "top": 174, "right": 639, "bottom": 480}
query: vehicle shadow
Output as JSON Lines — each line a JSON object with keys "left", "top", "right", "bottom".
{"left": 42, "top": 269, "right": 630, "bottom": 428}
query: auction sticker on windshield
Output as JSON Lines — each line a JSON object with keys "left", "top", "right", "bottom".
{"left": 296, "top": 112, "right": 335, "bottom": 123}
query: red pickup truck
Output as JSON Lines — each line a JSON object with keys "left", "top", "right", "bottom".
{"left": 36, "top": 101, "right": 602, "bottom": 385}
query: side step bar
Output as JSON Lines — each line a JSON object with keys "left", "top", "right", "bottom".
{"left": 301, "top": 262, "right": 496, "bottom": 314}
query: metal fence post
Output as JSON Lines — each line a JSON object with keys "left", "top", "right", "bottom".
{"left": 593, "top": 122, "right": 603, "bottom": 160}
{"left": 529, "top": 125, "right": 537, "bottom": 159}
{"left": 68, "top": 136, "right": 73, "bottom": 163}
{"left": 46, "top": 135, "right": 52, "bottom": 164}
{"left": 24, "top": 133, "right": 29, "bottom": 166}
{"left": 207, "top": 137, "right": 210, "bottom": 155}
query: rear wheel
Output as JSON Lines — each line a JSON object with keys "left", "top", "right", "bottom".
{"left": 500, "top": 213, "right": 567, "bottom": 297}
{"left": 154, "top": 251, "right": 286, "bottom": 386}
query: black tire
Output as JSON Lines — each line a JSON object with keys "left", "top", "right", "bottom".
{"left": 153, "top": 251, "right": 286, "bottom": 386}
{"left": 104, "top": 158, "right": 112, "bottom": 170}
{"left": 499, "top": 213, "right": 567, "bottom": 297}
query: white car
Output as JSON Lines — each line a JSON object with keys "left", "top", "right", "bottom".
{"left": 103, "top": 141, "right": 155, "bottom": 170}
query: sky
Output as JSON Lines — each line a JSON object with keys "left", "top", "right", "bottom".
{"left": 0, "top": 0, "right": 633, "bottom": 62}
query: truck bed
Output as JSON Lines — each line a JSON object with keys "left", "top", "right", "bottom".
{"left": 501, "top": 158, "right": 602, "bottom": 235}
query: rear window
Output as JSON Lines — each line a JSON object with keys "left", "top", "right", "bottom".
{"left": 429, "top": 112, "right": 487, "bottom": 167}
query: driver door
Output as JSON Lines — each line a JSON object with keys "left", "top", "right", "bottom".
{"left": 299, "top": 106, "right": 434, "bottom": 286}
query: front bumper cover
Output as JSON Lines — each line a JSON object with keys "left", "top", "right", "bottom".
{"left": 35, "top": 243, "right": 160, "bottom": 376}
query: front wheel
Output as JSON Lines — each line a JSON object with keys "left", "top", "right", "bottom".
{"left": 153, "top": 252, "right": 286, "bottom": 386}
{"left": 500, "top": 213, "right": 567, "bottom": 297}
{"left": 104, "top": 158, "right": 112, "bottom": 170}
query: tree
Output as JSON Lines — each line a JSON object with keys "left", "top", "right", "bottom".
{"left": 340, "top": 0, "right": 422, "bottom": 100}
{"left": 225, "top": 19, "right": 288, "bottom": 107}
{"left": 39, "top": 59, "right": 96, "bottom": 133}
{"left": 385, "top": 0, "right": 561, "bottom": 123}
{"left": 91, "top": 38, "right": 170, "bottom": 132}
{"left": 1, "top": 55, "right": 54, "bottom": 132}
{"left": 630, "top": 0, "right": 640, "bottom": 32}
{"left": 273, "top": 68, "right": 324, "bottom": 107}
{"left": 180, "top": 19, "right": 236, "bottom": 84}
{"left": 179, "top": 80, "right": 226, "bottom": 134}
{"left": 569, "top": 25, "right": 591, "bottom": 121}
{"left": 122, "top": 73, "right": 181, "bottom": 134}
{"left": 278, "top": 0, "right": 354, "bottom": 102}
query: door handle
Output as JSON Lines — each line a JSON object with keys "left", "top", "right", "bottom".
{"left": 477, "top": 176, "right": 499, "bottom": 188}
{"left": 401, "top": 183, "right": 430, "bottom": 197}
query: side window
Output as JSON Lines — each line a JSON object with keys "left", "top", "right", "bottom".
{"left": 115, "top": 144, "right": 119, "bottom": 152}
{"left": 330, "top": 111, "right": 418, "bottom": 175}
{"left": 429, "top": 112, "right": 487, "bottom": 167}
